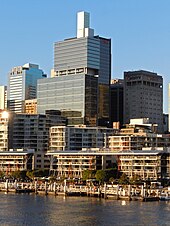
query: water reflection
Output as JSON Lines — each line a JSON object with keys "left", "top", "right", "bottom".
{"left": 121, "top": 200, "right": 126, "bottom": 206}
{"left": 0, "top": 194, "right": 170, "bottom": 226}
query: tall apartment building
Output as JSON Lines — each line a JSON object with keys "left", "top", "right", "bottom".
{"left": 110, "top": 79, "right": 124, "bottom": 128}
{"left": 37, "top": 11, "right": 111, "bottom": 127}
{"left": 11, "top": 111, "right": 66, "bottom": 168}
{"left": 0, "top": 86, "right": 7, "bottom": 110}
{"left": 8, "top": 63, "right": 46, "bottom": 113}
{"left": 0, "top": 110, "right": 10, "bottom": 151}
{"left": 117, "top": 150, "right": 170, "bottom": 181}
{"left": 124, "top": 70, "right": 163, "bottom": 132}
{"left": 0, "top": 110, "right": 66, "bottom": 169}
{"left": 108, "top": 119, "right": 170, "bottom": 152}
{"left": 49, "top": 125, "right": 115, "bottom": 151}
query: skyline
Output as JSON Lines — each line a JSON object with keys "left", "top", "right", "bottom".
{"left": 0, "top": 0, "right": 170, "bottom": 112}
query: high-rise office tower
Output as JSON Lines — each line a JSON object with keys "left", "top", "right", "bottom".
{"left": 0, "top": 86, "right": 7, "bottom": 110}
{"left": 124, "top": 70, "right": 163, "bottom": 132}
{"left": 38, "top": 11, "right": 111, "bottom": 126}
{"left": 110, "top": 79, "right": 124, "bottom": 128}
{"left": 8, "top": 63, "right": 46, "bottom": 113}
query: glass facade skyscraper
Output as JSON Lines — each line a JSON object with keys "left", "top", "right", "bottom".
{"left": 37, "top": 11, "right": 111, "bottom": 126}
{"left": 37, "top": 73, "right": 98, "bottom": 126}
{"left": 8, "top": 63, "right": 46, "bottom": 113}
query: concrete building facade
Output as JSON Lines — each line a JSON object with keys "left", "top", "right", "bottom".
{"left": 47, "top": 149, "right": 170, "bottom": 181}
{"left": 47, "top": 150, "right": 116, "bottom": 178}
{"left": 124, "top": 70, "right": 163, "bottom": 132}
{"left": 24, "top": 99, "right": 37, "bottom": 114}
{"left": 108, "top": 119, "right": 170, "bottom": 152}
{"left": 0, "top": 86, "right": 7, "bottom": 110}
{"left": 0, "top": 150, "right": 34, "bottom": 174}
{"left": 49, "top": 125, "right": 115, "bottom": 151}
{"left": 0, "top": 110, "right": 66, "bottom": 169}
{"left": 117, "top": 150, "right": 170, "bottom": 181}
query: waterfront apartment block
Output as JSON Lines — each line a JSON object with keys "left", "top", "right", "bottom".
{"left": 0, "top": 110, "right": 66, "bottom": 169}
{"left": 124, "top": 70, "right": 163, "bottom": 133}
{"left": 47, "top": 149, "right": 170, "bottom": 181}
{"left": 0, "top": 149, "right": 34, "bottom": 173}
{"left": 8, "top": 63, "right": 46, "bottom": 113}
{"left": 49, "top": 125, "right": 115, "bottom": 151}
{"left": 11, "top": 111, "right": 66, "bottom": 169}
{"left": 117, "top": 150, "right": 170, "bottom": 181}
{"left": 0, "top": 86, "right": 7, "bottom": 110}
{"left": 47, "top": 150, "right": 116, "bottom": 178}
{"left": 38, "top": 11, "right": 111, "bottom": 127}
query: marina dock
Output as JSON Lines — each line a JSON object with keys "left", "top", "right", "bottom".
{"left": 0, "top": 180, "right": 169, "bottom": 202}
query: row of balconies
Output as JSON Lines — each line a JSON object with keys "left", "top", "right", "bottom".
{"left": 0, "top": 161, "right": 25, "bottom": 164}
{"left": 57, "top": 157, "right": 95, "bottom": 160}
{"left": 0, "top": 156, "right": 24, "bottom": 159}
{"left": 121, "top": 168, "right": 158, "bottom": 173}
{"left": 57, "top": 161, "right": 95, "bottom": 165}
{"left": 120, "top": 162, "right": 159, "bottom": 166}
{"left": 120, "top": 156, "right": 158, "bottom": 160}
{"left": 57, "top": 167, "right": 93, "bottom": 172}
{"left": 0, "top": 166, "right": 25, "bottom": 171}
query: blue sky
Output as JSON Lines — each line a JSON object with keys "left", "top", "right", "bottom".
{"left": 0, "top": 0, "right": 170, "bottom": 112}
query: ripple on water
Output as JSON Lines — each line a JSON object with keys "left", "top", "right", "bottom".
{"left": 0, "top": 194, "right": 170, "bottom": 226}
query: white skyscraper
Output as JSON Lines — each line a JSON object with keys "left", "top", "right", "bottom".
{"left": 8, "top": 63, "right": 46, "bottom": 113}
{"left": 0, "top": 86, "right": 7, "bottom": 110}
{"left": 77, "top": 11, "right": 94, "bottom": 38}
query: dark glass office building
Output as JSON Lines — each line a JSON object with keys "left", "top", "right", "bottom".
{"left": 110, "top": 79, "right": 124, "bottom": 128}
{"left": 37, "top": 11, "right": 111, "bottom": 127}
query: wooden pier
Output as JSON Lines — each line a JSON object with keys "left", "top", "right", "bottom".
{"left": 0, "top": 180, "right": 167, "bottom": 202}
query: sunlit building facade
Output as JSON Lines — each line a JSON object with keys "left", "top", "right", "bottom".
{"left": 117, "top": 150, "right": 170, "bottom": 181}
{"left": 0, "top": 150, "right": 34, "bottom": 174}
{"left": 124, "top": 70, "right": 163, "bottom": 133}
{"left": 24, "top": 99, "right": 37, "bottom": 114}
{"left": 8, "top": 63, "right": 46, "bottom": 113}
{"left": 49, "top": 125, "right": 115, "bottom": 151}
{"left": 0, "top": 86, "right": 7, "bottom": 110}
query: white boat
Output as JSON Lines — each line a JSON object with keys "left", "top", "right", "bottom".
{"left": 160, "top": 195, "right": 170, "bottom": 201}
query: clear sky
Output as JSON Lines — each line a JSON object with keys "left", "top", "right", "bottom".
{"left": 0, "top": 0, "right": 170, "bottom": 112}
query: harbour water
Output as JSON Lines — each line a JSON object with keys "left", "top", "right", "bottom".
{"left": 0, "top": 193, "right": 170, "bottom": 226}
